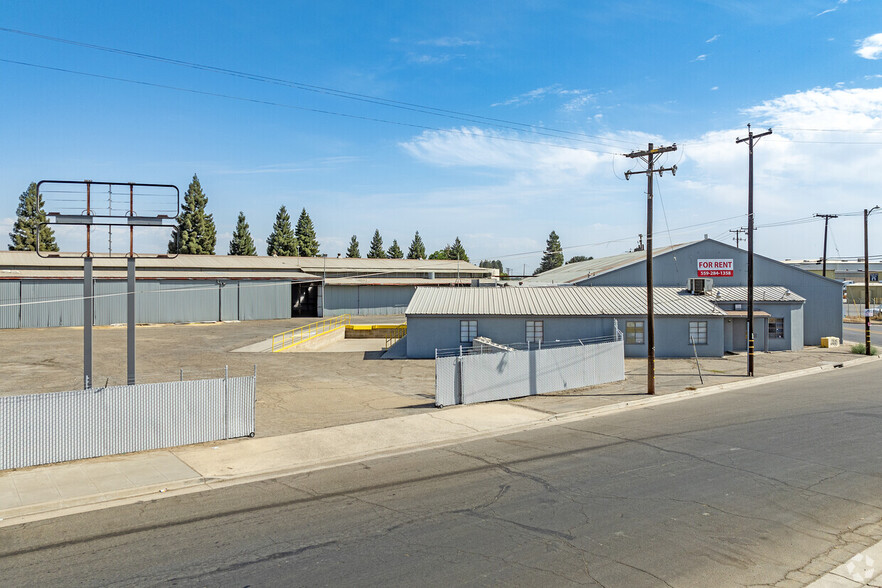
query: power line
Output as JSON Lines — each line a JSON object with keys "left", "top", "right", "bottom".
{"left": 0, "top": 58, "right": 625, "bottom": 156}
{"left": 0, "top": 26, "right": 637, "bottom": 150}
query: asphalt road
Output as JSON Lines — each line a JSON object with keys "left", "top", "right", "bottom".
{"left": 3, "top": 362, "right": 882, "bottom": 587}
{"left": 842, "top": 319, "right": 882, "bottom": 343}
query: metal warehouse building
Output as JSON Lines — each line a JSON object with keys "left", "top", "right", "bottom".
{"left": 523, "top": 237, "right": 842, "bottom": 346}
{"left": 0, "top": 252, "right": 494, "bottom": 329}
{"left": 404, "top": 285, "right": 806, "bottom": 359}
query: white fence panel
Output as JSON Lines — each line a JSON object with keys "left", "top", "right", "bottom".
{"left": 1, "top": 376, "right": 255, "bottom": 470}
{"left": 435, "top": 340, "right": 624, "bottom": 406}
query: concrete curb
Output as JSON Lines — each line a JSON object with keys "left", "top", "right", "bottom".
{"left": 2, "top": 353, "right": 879, "bottom": 527}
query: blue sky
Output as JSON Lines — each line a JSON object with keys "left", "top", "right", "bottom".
{"left": 2, "top": 1, "right": 882, "bottom": 272}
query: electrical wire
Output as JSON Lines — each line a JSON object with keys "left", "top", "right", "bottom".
{"left": 0, "top": 57, "right": 627, "bottom": 157}
{"left": 0, "top": 26, "right": 637, "bottom": 150}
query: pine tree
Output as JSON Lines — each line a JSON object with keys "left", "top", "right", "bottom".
{"left": 266, "top": 205, "right": 298, "bottom": 256}
{"left": 346, "top": 235, "right": 360, "bottom": 258}
{"left": 168, "top": 174, "right": 216, "bottom": 254}
{"left": 295, "top": 208, "right": 320, "bottom": 257}
{"left": 367, "top": 229, "right": 386, "bottom": 259}
{"left": 535, "top": 230, "right": 564, "bottom": 274}
{"left": 407, "top": 231, "right": 426, "bottom": 259}
{"left": 448, "top": 236, "right": 468, "bottom": 262}
{"left": 567, "top": 255, "right": 592, "bottom": 264}
{"left": 387, "top": 239, "right": 404, "bottom": 259}
{"left": 9, "top": 182, "right": 59, "bottom": 251}
{"left": 228, "top": 211, "right": 257, "bottom": 256}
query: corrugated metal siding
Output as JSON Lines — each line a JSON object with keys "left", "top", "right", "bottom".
{"left": 20, "top": 280, "right": 84, "bottom": 328}
{"left": 1, "top": 376, "right": 256, "bottom": 470}
{"left": 324, "top": 285, "right": 416, "bottom": 316}
{"left": 221, "top": 283, "right": 239, "bottom": 321}
{"left": 435, "top": 339, "right": 625, "bottom": 405}
{"left": 0, "top": 281, "right": 20, "bottom": 329}
{"left": 406, "top": 286, "right": 725, "bottom": 317}
{"left": 238, "top": 280, "right": 291, "bottom": 320}
{"left": 95, "top": 280, "right": 127, "bottom": 325}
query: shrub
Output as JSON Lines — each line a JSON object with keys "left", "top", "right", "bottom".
{"left": 850, "top": 343, "right": 879, "bottom": 355}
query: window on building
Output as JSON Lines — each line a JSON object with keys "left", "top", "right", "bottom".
{"left": 625, "top": 320, "right": 644, "bottom": 344}
{"left": 526, "top": 320, "right": 544, "bottom": 344}
{"left": 688, "top": 321, "right": 708, "bottom": 345}
{"left": 460, "top": 320, "right": 477, "bottom": 343}
{"left": 768, "top": 317, "right": 784, "bottom": 339}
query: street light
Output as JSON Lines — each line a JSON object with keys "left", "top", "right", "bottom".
{"left": 864, "top": 206, "right": 880, "bottom": 356}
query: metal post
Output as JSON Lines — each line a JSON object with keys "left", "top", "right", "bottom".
{"left": 83, "top": 256, "right": 93, "bottom": 389}
{"left": 224, "top": 364, "right": 230, "bottom": 439}
{"left": 865, "top": 208, "right": 877, "bottom": 355}
{"left": 127, "top": 256, "right": 136, "bottom": 385}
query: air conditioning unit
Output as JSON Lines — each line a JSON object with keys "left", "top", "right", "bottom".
{"left": 688, "top": 277, "right": 713, "bottom": 294}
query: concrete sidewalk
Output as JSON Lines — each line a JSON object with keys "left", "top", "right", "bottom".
{"left": 2, "top": 352, "right": 879, "bottom": 528}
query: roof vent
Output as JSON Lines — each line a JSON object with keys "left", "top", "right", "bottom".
{"left": 688, "top": 277, "right": 712, "bottom": 295}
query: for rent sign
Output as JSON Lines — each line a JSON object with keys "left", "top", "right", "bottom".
{"left": 697, "top": 259, "right": 734, "bottom": 277}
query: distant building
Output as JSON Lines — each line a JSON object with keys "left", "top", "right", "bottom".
{"left": 0, "top": 252, "right": 494, "bottom": 328}
{"left": 404, "top": 284, "right": 805, "bottom": 359}
{"left": 781, "top": 259, "right": 881, "bottom": 283}
{"left": 523, "top": 238, "right": 841, "bottom": 346}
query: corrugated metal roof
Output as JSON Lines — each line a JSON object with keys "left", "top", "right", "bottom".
{"left": 406, "top": 286, "right": 726, "bottom": 317}
{"left": 521, "top": 242, "right": 693, "bottom": 284}
{"left": 326, "top": 278, "right": 497, "bottom": 287}
{"left": 709, "top": 286, "right": 805, "bottom": 302}
{"left": 0, "top": 251, "right": 492, "bottom": 280}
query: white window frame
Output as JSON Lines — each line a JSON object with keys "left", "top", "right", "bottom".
{"left": 460, "top": 320, "right": 477, "bottom": 343}
{"left": 625, "top": 320, "right": 645, "bottom": 345}
{"left": 688, "top": 320, "right": 708, "bottom": 345}
{"left": 526, "top": 320, "right": 544, "bottom": 344}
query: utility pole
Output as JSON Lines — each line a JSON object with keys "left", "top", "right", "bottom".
{"left": 729, "top": 228, "right": 746, "bottom": 249}
{"left": 814, "top": 214, "right": 838, "bottom": 278}
{"left": 865, "top": 206, "right": 879, "bottom": 356}
{"left": 625, "top": 142, "right": 678, "bottom": 395}
{"left": 736, "top": 124, "right": 772, "bottom": 377}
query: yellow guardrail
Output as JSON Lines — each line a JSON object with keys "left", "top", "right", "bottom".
{"left": 384, "top": 324, "right": 407, "bottom": 349}
{"left": 271, "top": 314, "right": 351, "bottom": 352}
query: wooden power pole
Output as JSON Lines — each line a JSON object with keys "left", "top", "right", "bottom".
{"left": 736, "top": 124, "right": 772, "bottom": 377}
{"left": 814, "top": 213, "right": 838, "bottom": 278}
{"left": 625, "top": 142, "right": 678, "bottom": 395}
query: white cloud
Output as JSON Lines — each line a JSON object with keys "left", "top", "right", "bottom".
{"left": 408, "top": 53, "right": 454, "bottom": 65}
{"left": 710, "top": 86, "right": 719, "bottom": 91}
{"left": 418, "top": 37, "right": 479, "bottom": 47}
{"left": 856, "top": 33, "right": 882, "bottom": 59}
{"left": 492, "top": 85, "right": 592, "bottom": 108}
{"left": 693, "top": 54, "right": 708, "bottom": 62}
{"left": 706, "top": 34, "right": 720, "bottom": 43}
{"left": 400, "top": 86, "right": 882, "bottom": 264}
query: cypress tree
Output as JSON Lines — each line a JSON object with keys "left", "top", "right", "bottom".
{"left": 266, "top": 205, "right": 298, "bottom": 256}
{"left": 346, "top": 235, "right": 360, "bottom": 258}
{"left": 367, "top": 229, "right": 386, "bottom": 259}
{"left": 228, "top": 211, "right": 257, "bottom": 255}
{"left": 295, "top": 208, "right": 320, "bottom": 257}
{"left": 387, "top": 239, "right": 404, "bottom": 259}
{"left": 9, "top": 182, "right": 59, "bottom": 252}
{"left": 535, "top": 230, "right": 564, "bottom": 274}
{"left": 168, "top": 174, "right": 216, "bottom": 254}
{"left": 407, "top": 231, "right": 426, "bottom": 259}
